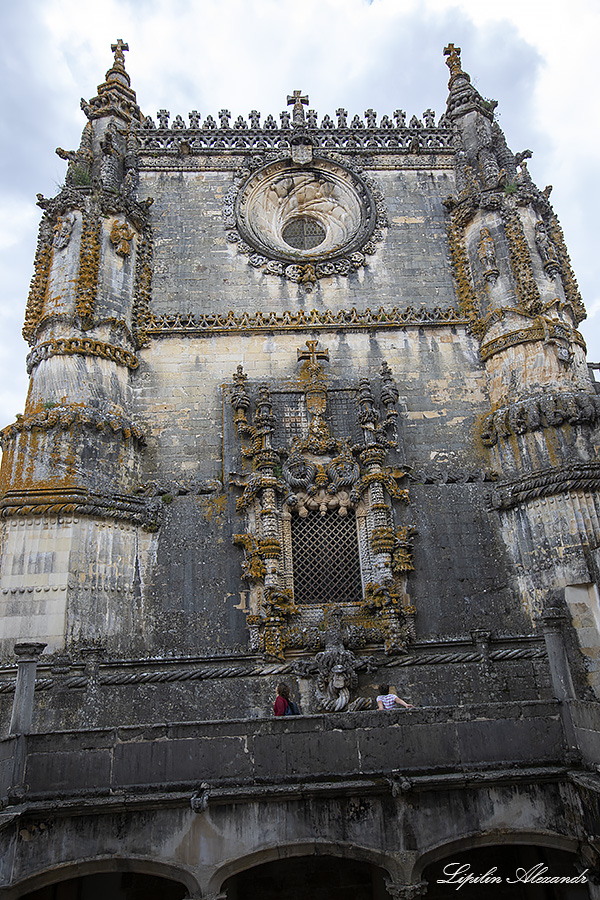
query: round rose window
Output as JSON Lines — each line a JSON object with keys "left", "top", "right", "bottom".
{"left": 234, "top": 157, "right": 377, "bottom": 263}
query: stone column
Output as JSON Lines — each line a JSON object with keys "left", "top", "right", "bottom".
{"left": 9, "top": 642, "right": 46, "bottom": 735}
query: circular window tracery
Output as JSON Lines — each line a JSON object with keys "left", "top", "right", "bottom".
{"left": 282, "top": 216, "right": 326, "bottom": 251}
{"left": 224, "top": 155, "right": 387, "bottom": 285}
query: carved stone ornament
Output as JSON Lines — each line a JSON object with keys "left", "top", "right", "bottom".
{"left": 224, "top": 156, "right": 387, "bottom": 288}
{"left": 110, "top": 220, "right": 135, "bottom": 257}
{"left": 229, "top": 342, "right": 417, "bottom": 669}
{"left": 53, "top": 214, "right": 74, "bottom": 250}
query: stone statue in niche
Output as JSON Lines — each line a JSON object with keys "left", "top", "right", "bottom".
{"left": 110, "top": 221, "right": 135, "bottom": 257}
{"left": 535, "top": 221, "right": 560, "bottom": 277}
{"left": 477, "top": 227, "right": 499, "bottom": 283}
{"left": 53, "top": 214, "right": 74, "bottom": 250}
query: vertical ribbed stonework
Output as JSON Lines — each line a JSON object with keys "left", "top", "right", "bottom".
{"left": 22, "top": 216, "right": 53, "bottom": 343}
{"left": 75, "top": 210, "right": 101, "bottom": 327}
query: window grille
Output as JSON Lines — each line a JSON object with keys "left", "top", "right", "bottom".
{"left": 282, "top": 216, "right": 326, "bottom": 250}
{"left": 291, "top": 509, "right": 362, "bottom": 604}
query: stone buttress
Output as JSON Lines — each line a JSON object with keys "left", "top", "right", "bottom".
{"left": 443, "top": 44, "right": 600, "bottom": 693}
{"left": 0, "top": 42, "right": 156, "bottom": 654}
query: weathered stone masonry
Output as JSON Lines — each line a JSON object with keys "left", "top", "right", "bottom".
{"left": 1, "top": 39, "right": 600, "bottom": 899}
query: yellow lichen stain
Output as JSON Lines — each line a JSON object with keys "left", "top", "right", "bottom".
{"left": 543, "top": 426, "right": 563, "bottom": 469}
{"left": 199, "top": 494, "right": 226, "bottom": 524}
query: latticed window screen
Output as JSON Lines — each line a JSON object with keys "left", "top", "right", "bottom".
{"left": 291, "top": 509, "right": 362, "bottom": 604}
{"left": 282, "top": 216, "right": 326, "bottom": 250}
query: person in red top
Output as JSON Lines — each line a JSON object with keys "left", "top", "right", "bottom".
{"left": 273, "top": 682, "right": 291, "bottom": 716}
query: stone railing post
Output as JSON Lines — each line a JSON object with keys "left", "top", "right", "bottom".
{"left": 9, "top": 642, "right": 46, "bottom": 735}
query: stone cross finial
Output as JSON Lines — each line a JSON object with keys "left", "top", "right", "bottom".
{"left": 423, "top": 108, "right": 435, "bottom": 128}
{"left": 444, "top": 42, "right": 463, "bottom": 77}
{"left": 111, "top": 38, "right": 129, "bottom": 65}
{"left": 249, "top": 110, "right": 261, "bottom": 129}
{"left": 394, "top": 109, "right": 406, "bottom": 128}
{"left": 287, "top": 90, "right": 309, "bottom": 127}
{"left": 157, "top": 109, "right": 170, "bottom": 129}
{"left": 218, "top": 109, "right": 231, "bottom": 128}
{"left": 105, "top": 38, "right": 131, "bottom": 85}
{"left": 189, "top": 110, "right": 201, "bottom": 128}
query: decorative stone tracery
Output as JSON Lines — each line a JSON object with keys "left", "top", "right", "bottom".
{"left": 224, "top": 154, "right": 387, "bottom": 288}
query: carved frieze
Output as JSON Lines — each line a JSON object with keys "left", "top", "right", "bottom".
{"left": 490, "top": 462, "right": 600, "bottom": 510}
{"left": 480, "top": 390, "right": 600, "bottom": 447}
{"left": 26, "top": 337, "right": 139, "bottom": 373}
{"left": 147, "top": 304, "right": 466, "bottom": 336}
{"left": 479, "top": 316, "right": 586, "bottom": 363}
{"left": 0, "top": 402, "right": 146, "bottom": 450}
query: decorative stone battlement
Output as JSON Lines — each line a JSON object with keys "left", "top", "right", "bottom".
{"left": 136, "top": 105, "right": 453, "bottom": 155}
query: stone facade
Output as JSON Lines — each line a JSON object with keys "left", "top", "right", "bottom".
{"left": 1, "top": 40, "right": 600, "bottom": 899}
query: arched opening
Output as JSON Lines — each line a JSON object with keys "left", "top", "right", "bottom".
{"left": 223, "top": 855, "right": 389, "bottom": 899}
{"left": 19, "top": 872, "right": 188, "bottom": 900}
{"left": 422, "top": 845, "right": 590, "bottom": 899}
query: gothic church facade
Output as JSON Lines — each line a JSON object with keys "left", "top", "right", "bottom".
{"left": 0, "top": 41, "right": 600, "bottom": 900}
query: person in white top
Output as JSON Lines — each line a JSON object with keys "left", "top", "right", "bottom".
{"left": 376, "top": 683, "right": 414, "bottom": 710}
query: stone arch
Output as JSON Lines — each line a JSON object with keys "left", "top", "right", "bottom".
{"left": 5, "top": 856, "right": 198, "bottom": 900}
{"left": 412, "top": 828, "right": 581, "bottom": 879}
{"left": 208, "top": 841, "right": 401, "bottom": 894}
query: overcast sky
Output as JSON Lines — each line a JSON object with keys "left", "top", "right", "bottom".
{"left": 1, "top": 0, "right": 598, "bottom": 428}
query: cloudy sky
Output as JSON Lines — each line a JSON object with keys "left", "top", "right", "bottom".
{"left": 1, "top": 0, "right": 598, "bottom": 428}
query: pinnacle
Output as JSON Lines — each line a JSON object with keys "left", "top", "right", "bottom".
{"left": 444, "top": 43, "right": 496, "bottom": 122}
{"left": 105, "top": 38, "right": 131, "bottom": 88}
{"left": 82, "top": 40, "right": 142, "bottom": 125}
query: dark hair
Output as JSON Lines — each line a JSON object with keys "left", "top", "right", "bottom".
{"left": 277, "top": 682, "right": 290, "bottom": 700}
{"left": 378, "top": 683, "right": 389, "bottom": 694}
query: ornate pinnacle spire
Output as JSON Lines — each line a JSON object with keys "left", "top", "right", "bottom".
{"left": 444, "top": 43, "right": 468, "bottom": 85}
{"left": 82, "top": 40, "right": 142, "bottom": 125}
{"left": 443, "top": 43, "right": 496, "bottom": 122}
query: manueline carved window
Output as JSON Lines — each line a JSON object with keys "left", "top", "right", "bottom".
{"left": 229, "top": 341, "right": 417, "bottom": 660}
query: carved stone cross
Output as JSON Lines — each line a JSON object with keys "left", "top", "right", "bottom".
{"left": 287, "top": 90, "right": 309, "bottom": 127}
{"left": 298, "top": 341, "right": 329, "bottom": 415}
{"left": 297, "top": 340, "right": 329, "bottom": 367}
{"left": 444, "top": 43, "right": 463, "bottom": 77}
{"left": 111, "top": 39, "right": 129, "bottom": 64}
{"left": 336, "top": 108, "right": 348, "bottom": 128}
{"left": 157, "top": 109, "right": 170, "bottom": 129}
